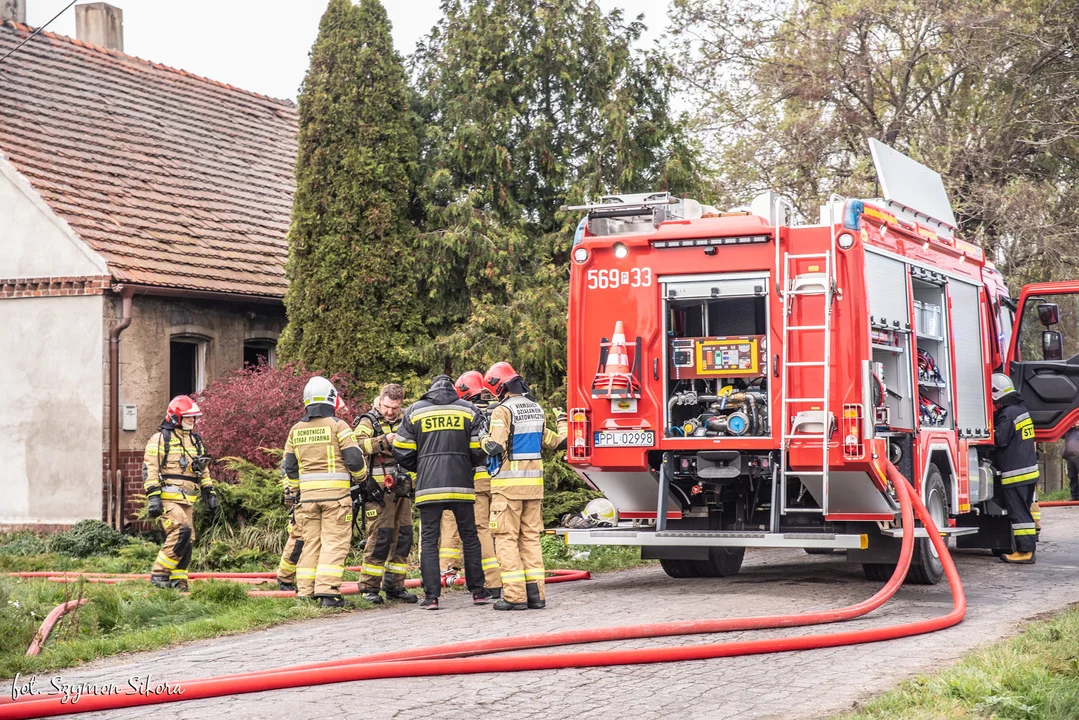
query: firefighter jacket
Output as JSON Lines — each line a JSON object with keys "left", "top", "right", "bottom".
{"left": 355, "top": 409, "right": 402, "bottom": 482}
{"left": 282, "top": 405, "right": 368, "bottom": 502}
{"left": 143, "top": 427, "right": 213, "bottom": 505}
{"left": 994, "top": 399, "right": 1039, "bottom": 487}
{"left": 391, "top": 375, "right": 485, "bottom": 505}
{"left": 472, "top": 399, "right": 495, "bottom": 493}
{"left": 481, "top": 394, "right": 568, "bottom": 500}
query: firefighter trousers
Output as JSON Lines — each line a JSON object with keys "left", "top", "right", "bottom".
{"left": 419, "top": 502, "right": 484, "bottom": 598}
{"left": 439, "top": 492, "right": 500, "bottom": 588}
{"left": 357, "top": 494, "right": 413, "bottom": 593}
{"left": 152, "top": 501, "right": 195, "bottom": 585}
{"left": 277, "top": 516, "right": 305, "bottom": 584}
{"left": 294, "top": 497, "right": 353, "bottom": 597}
{"left": 999, "top": 482, "right": 1037, "bottom": 554}
{"left": 489, "top": 496, "right": 545, "bottom": 605}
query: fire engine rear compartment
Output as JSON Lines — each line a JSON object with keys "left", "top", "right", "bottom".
{"left": 663, "top": 273, "right": 771, "bottom": 440}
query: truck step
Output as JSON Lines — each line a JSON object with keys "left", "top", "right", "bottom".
{"left": 879, "top": 526, "right": 980, "bottom": 538}
{"left": 561, "top": 529, "right": 866, "bottom": 549}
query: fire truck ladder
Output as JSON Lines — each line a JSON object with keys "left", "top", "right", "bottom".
{"left": 778, "top": 242, "right": 836, "bottom": 518}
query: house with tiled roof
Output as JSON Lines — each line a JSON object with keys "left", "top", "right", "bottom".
{"left": 0, "top": 2, "right": 298, "bottom": 529}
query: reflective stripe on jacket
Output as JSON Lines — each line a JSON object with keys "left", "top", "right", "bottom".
{"left": 283, "top": 411, "right": 367, "bottom": 502}
{"left": 142, "top": 430, "right": 211, "bottom": 504}
{"left": 481, "top": 394, "right": 567, "bottom": 500}
{"left": 994, "top": 402, "right": 1039, "bottom": 486}
{"left": 391, "top": 376, "right": 484, "bottom": 505}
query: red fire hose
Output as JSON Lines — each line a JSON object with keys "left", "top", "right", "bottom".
{"left": 24, "top": 599, "right": 89, "bottom": 657}
{"left": 0, "top": 463, "right": 965, "bottom": 720}
{"left": 1038, "top": 500, "right": 1079, "bottom": 507}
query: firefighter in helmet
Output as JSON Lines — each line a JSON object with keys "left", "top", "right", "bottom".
{"left": 480, "top": 362, "right": 567, "bottom": 610}
{"left": 354, "top": 384, "right": 417, "bottom": 604}
{"left": 144, "top": 396, "right": 218, "bottom": 591}
{"left": 392, "top": 375, "right": 488, "bottom": 609}
{"left": 436, "top": 371, "right": 502, "bottom": 595}
{"left": 991, "top": 373, "right": 1039, "bottom": 564}
{"left": 282, "top": 377, "right": 368, "bottom": 607}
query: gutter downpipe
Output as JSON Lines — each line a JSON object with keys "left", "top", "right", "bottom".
{"left": 108, "top": 285, "right": 134, "bottom": 531}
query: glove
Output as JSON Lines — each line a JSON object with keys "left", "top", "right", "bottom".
{"left": 202, "top": 486, "right": 219, "bottom": 512}
{"left": 553, "top": 407, "right": 567, "bottom": 424}
{"left": 364, "top": 476, "right": 384, "bottom": 506}
{"left": 284, "top": 490, "right": 296, "bottom": 509}
{"left": 147, "top": 495, "right": 163, "bottom": 519}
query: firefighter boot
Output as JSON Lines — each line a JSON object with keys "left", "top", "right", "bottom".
{"left": 1001, "top": 550, "right": 1036, "bottom": 565}
{"left": 493, "top": 598, "right": 528, "bottom": 611}
{"left": 362, "top": 592, "right": 385, "bottom": 605}
{"left": 526, "top": 582, "right": 545, "bottom": 610}
{"left": 278, "top": 582, "right": 297, "bottom": 592}
{"left": 488, "top": 588, "right": 502, "bottom": 600}
{"left": 320, "top": 595, "right": 346, "bottom": 608}
{"left": 150, "top": 574, "right": 172, "bottom": 589}
{"left": 385, "top": 588, "right": 418, "bottom": 603}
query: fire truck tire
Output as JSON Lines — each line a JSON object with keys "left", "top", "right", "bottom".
{"left": 863, "top": 468, "right": 947, "bottom": 585}
{"left": 695, "top": 547, "right": 745, "bottom": 577}
{"left": 659, "top": 558, "right": 698, "bottom": 578}
{"left": 907, "top": 469, "right": 947, "bottom": 585}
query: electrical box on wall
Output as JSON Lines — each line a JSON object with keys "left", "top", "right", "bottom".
{"left": 122, "top": 404, "right": 137, "bottom": 431}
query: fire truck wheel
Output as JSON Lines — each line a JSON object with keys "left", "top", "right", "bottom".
{"left": 694, "top": 547, "right": 745, "bottom": 577}
{"left": 659, "top": 558, "right": 698, "bottom": 578}
{"left": 906, "top": 467, "right": 947, "bottom": 585}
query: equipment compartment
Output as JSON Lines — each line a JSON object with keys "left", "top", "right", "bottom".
{"left": 663, "top": 274, "right": 770, "bottom": 438}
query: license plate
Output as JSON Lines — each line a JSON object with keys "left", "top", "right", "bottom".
{"left": 594, "top": 430, "right": 655, "bottom": 447}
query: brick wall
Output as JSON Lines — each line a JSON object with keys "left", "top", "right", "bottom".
{"left": 102, "top": 450, "right": 149, "bottom": 529}
{"left": 0, "top": 275, "right": 110, "bottom": 299}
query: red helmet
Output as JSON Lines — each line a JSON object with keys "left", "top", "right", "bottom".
{"left": 165, "top": 395, "right": 202, "bottom": 425}
{"left": 455, "top": 371, "right": 485, "bottom": 401}
{"left": 483, "top": 362, "right": 520, "bottom": 398}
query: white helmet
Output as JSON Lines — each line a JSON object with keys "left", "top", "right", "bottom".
{"left": 991, "top": 373, "right": 1016, "bottom": 403}
{"left": 303, "top": 376, "right": 342, "bottom": 411}
{"left": 584, "top": 498, "right": 618, "bottom": 527}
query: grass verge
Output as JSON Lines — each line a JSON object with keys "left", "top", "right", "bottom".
{"left": 836, "top": 603, "right": 1079, "bottom": 719}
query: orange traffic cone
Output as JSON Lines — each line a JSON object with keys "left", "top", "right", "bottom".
{"left": 606, "top": 321, "right": 630, "bottom": 376}
{"left": 592, "top": 321, "right": 638, "bottom": 397}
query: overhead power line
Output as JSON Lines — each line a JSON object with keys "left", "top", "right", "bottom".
{"left": 0, "top": 0, "right": 78, "bottom": 66}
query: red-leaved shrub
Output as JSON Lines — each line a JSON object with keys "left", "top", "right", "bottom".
{"left": 195, "top": 362, "right": 366, "bottom": 478}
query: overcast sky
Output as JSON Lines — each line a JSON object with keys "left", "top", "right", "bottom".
{"left": 26, "top": 0, "right": 665, "bottom": 101}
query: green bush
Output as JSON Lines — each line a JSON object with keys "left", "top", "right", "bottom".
{"left": 0, "top": 531, "right": 48, "bottom": 556}
{"left": 47, "top": 520, "right": 127, "bottom": 558}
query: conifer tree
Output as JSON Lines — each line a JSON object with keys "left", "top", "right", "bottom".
{"left": 414, "top": 0, "right": 701, "bottom": 401}
{"left": 278, "top": 0, "right": 423, "bottom": 395}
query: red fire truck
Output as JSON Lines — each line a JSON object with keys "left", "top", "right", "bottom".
{"left": 563, "top": 139, "right": 1079, "bottom": 584}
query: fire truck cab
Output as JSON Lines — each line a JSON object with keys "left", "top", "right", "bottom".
{"left": 564, "top": 139, "right": 1079, "bottom": 584}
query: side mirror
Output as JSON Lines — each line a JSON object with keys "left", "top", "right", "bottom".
{"left": 1038, "top": 302, "right": 1060, "bottom": 327}
{"left": 1042, "top": 330, "right": 1064, "bottom": 361}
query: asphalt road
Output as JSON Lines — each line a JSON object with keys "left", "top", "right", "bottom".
{"left": 18, "top": 506, "right": 1079, "bottom": 720}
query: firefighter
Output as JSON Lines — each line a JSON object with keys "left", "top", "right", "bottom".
{"left": 438, "top": 371, "right": 502, "bottom": 596}
{"left": 392, "top": 375, "right": 488, "bottom": 609}
{"left": 991, "top": 373, "right": 1038, "bottom": 564}
{"left": 480, "top": 362, "right": 567, "bottom": 610}
{"left": 276, "top": 471, "right": 303, "bottom": 592}
{"left": 143, "top": 396, "right": 218, "bottom": 591}
{"left": 282, "top": 377, "right": 368, "bottom": 607}
{"left": 354, "top": 384, "right": 417, "bottom": 604}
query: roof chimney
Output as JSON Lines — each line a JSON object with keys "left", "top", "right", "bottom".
{"left": 0, "top": 0, "right": 26, "bottom": 24}
{"left": 75, "top": 3, "right": 123, "bottom": 52}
